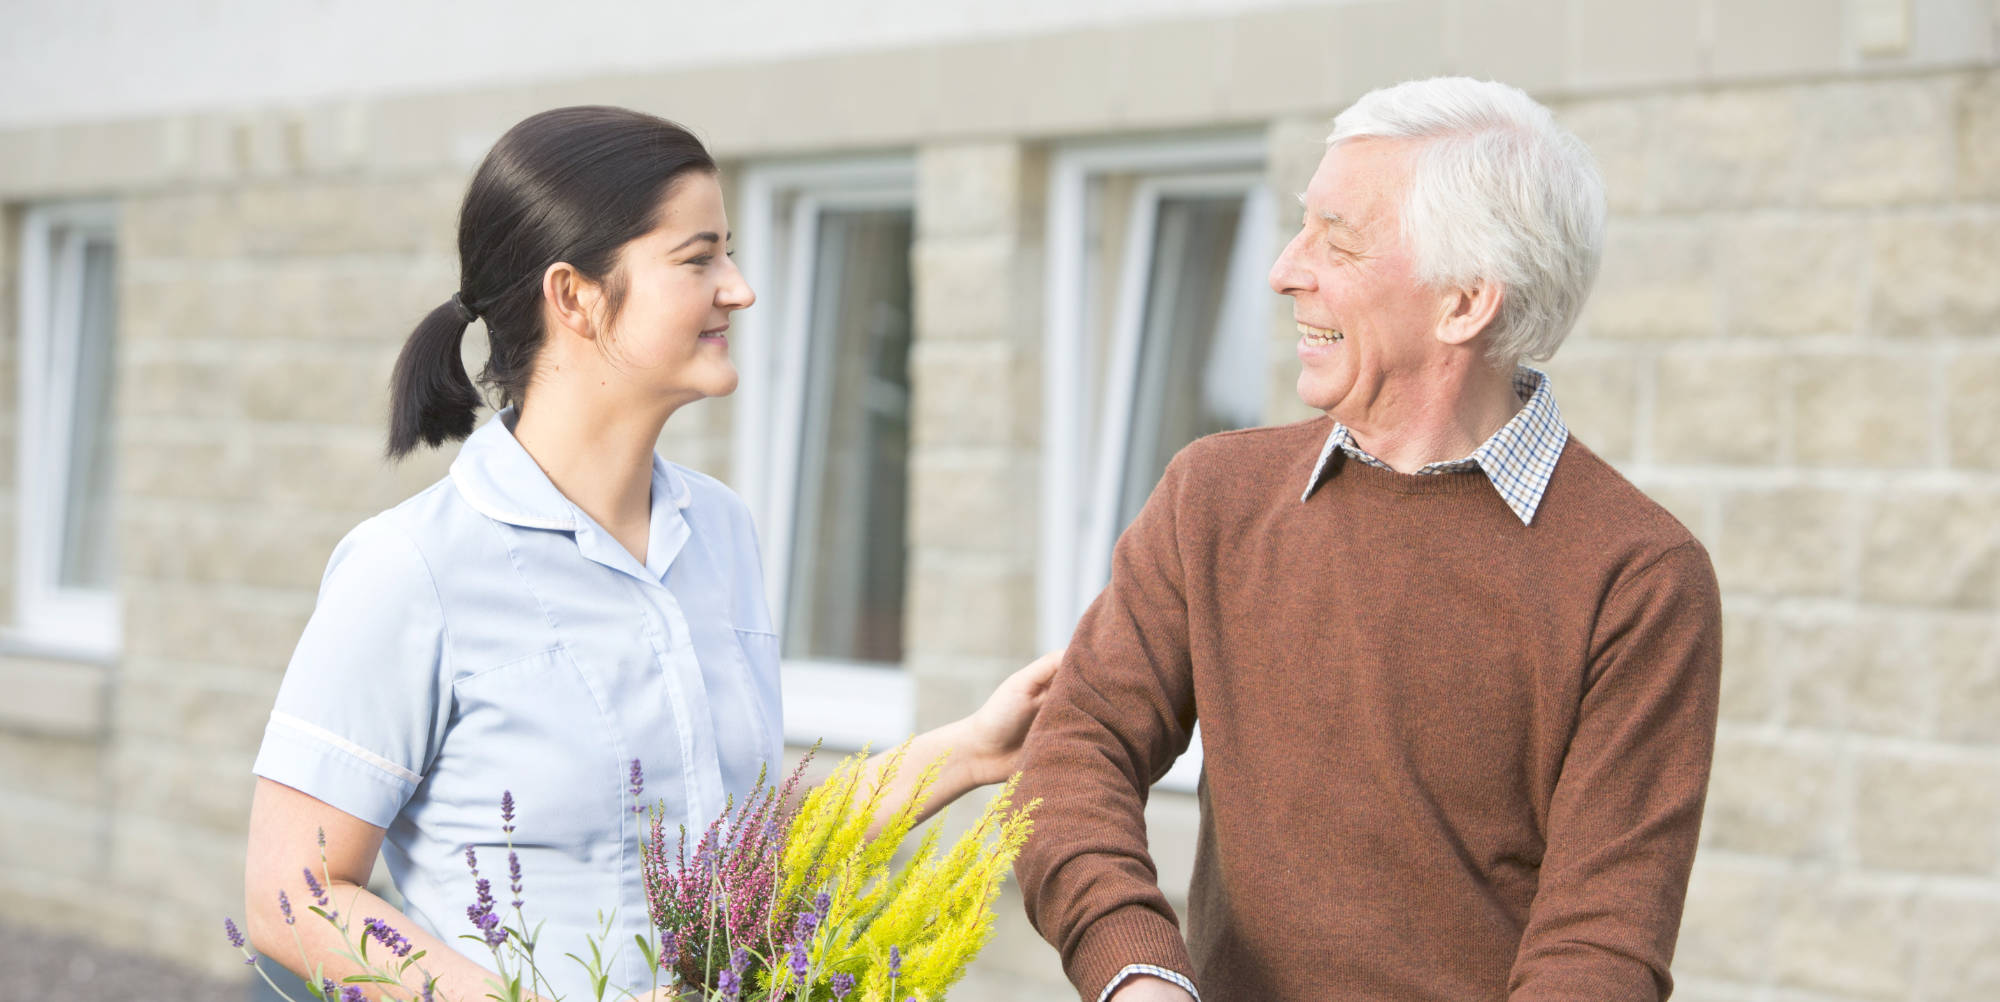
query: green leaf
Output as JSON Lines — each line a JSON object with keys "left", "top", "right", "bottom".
{"left": 341, "top": 974, "right": 403, "bottom": 985}
{"left": 634, "top": 933, "right": 656, "bottom": 971}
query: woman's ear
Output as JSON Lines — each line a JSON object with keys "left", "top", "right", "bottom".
{"left": 1436, "top": 279, "right": 1505, "bottom": 348}
{"left": 542, "top": 262, "right": 602, "bottom": 342}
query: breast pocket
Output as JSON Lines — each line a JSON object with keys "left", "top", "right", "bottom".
{"left": 432, "top": 647, "right": 623, "bottom": 851}
{"left": 721, "top": 627, "right": 782, "bottom": 783}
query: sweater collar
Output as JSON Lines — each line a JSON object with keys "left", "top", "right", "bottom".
{"left": 1300, "top": 366, "right": 1569, "bottom": 526}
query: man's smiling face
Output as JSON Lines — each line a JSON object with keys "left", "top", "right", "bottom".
{"left": 1267, "top": 137, "right": 1458, "bottom": 424}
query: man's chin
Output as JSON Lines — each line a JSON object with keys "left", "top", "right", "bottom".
{"left": 1295, "top": 373, "right": 1347, "bottom": 415}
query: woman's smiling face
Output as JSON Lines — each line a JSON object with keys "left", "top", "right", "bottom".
{"left": 596, "top": 171, "right": 756, "bottom": 403}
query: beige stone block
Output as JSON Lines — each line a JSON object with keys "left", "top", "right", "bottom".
{"left": 1715, "top": 488, "right": 1856, "bottom": 597}
{"left": 124, "top": 588, "right": 312, "bottom": 672}
{"left": 1917, "top": 894, "right": 2000, "bottom": 1002}
{"left": 1702, "top": 734, "right": 1840, "bottom": 858}
{"left": 240, "top": 346, "right": 396, "bottom": 427}
{"left": 924, "top": 36, "right": 1032, "bottom": 138}
{"left": 1652, "top": 353, "right": 1785, "bottom": 466}
{"left": 1113, "top": 17, "right": 1232, "bottom": 128}
{"left": 1792, "top": 354, "right": 1934, "bottom": 467}
{"left": 910, "top": 663, "right": 1015, "bottom": 732}
{"left": 0, "top": 730, "right": 106, "bottom": 805}
{"left": 1722, "top": 218, "right": 1864, "bottom": 339}
{"left": 1538, "top": 353, "right": 1637, "bottom": 463}
{"left": 1717, "top": 608, "right": 1776, "bottom": 724}
{"left": 1581, "top": 220, "right": 1720, "bottom": 341}
{"left": 903, "top": 555, "right": 1035, "bottom": 660}
{"left": 908, "top": 340, "right": 1034, "bottom": 449}
{"left": 107, "top": 816, "right": 251, "bottom": 948}
{"left": 1870, "top": 215, "right": 2000, "bottom": 337}
{"left": 1961, "top": 71, "right": 2000, "bottom": 199}
{"left": 1946, "top": 352, "right": 2000, "bottom": 470}
{"left": 1711, "top": 0, "right": 1847, "bottom": 78}
{"left": 908, "top": 450, "right": 1036, "bottom": 552}
{"left": 1569, "top": 0, "right": 1703, "bottom": 88}
{"left": 1855, "top": 755, "right": 2000, "bottom": 873}
{"left": 117, "top": 432, "right": 255, "bottom": 505}
{"left": 1676, "top": 860, "right": 1782, "bottom": 981}
{"left": 111, "top": 669, "right": 278, "bottom": 756}
{"left": 0, "top": 658, "right": 109, "bottom": 737}
{"left": 912, "top": 236, "right": 1023, "bottom": 342}
{"left": 1861, "top": 491, "right": 2000, "bottom": 607}
{"left": 0, "top": 795, "right": 104, "bottom": 880}
{"left": 1798, "top": 79, "right": 1956, "bottom": 207}
{"left": 110, "top": 740, "right": 260, "bottom": 833}
{"left": 1448, "top": 0, "right": 1568, "bottom": 94}
{"left": 1324, "top": 0, "right": 1449, "bottom": 101}
{"left": 1655, "top": 89, "right": 1803, "bottom": 211}
{"left": 1774, "top": 610, "right": 1930, "bottom": 736}
{"left": 1554, "top": 98, "right": 1656, "bottom": 217}
{"left": 1016, "top": 28, "right": 1126, "bottom": 137}
{"left": 1773, "top": 881, "right": 1914, "bottom": 999}
{"left": 1935, "top": 618, "right": 2000, "bottom": 743}
{"left": 122, "top": 507, "right": 353, "bottom": 592}
{"left": 1627, "top": 480, "right": 1712, "bottom": 544}
{"left": 1905, "top": 0, "right": 1999, "bottom": 66}
{"left": 917, "top": 145, "right": 1024, "bottom": 242}
{"left": 1222, "top": 8, "right": 1345, "bottom": 121}
{"left": 119, "top": 356, "right": 240, "bottom": 421}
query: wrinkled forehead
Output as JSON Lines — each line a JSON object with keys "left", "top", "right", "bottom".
{"left": 1302, "top": 136, "right": 1418, "bottom": 234}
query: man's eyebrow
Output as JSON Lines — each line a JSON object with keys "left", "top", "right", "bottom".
{"left": 668, "top": 231, "right": 730, "bottom": 253}
{"left": 1293, "top": 194, "right": 1356, "bottom": 232}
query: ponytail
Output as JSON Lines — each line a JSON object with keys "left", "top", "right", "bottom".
{"left": 386, "top": 297, "right": 484, "bottom": 459}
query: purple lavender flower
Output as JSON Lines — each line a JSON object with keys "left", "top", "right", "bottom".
{"left": 223, "top": 917, "right": 246, "bottom": 949}
{"left": 316, "top": 827, "right": 327, "bottom": 849}
{"left": 420, "top": 979, "right": 436, "bottom": 1002}
{"left": 340, "top": 986, "right": 365, "bottom": 1002}
{"left": 793, "top": 910, "right": 821, "bottom": 941}
{"left": 657, "top": 927, "right": 677, "bottom": 966}
{"left": 715, "top": 967, "right": 741, "bottom": 1000}
{"left": 830, "top": 972, "right": 855, "bottom": 999}
{"left": 319, "top": 977, "right": 337, "bottom": 1001}
{"left": 629, "top": 759, "right": 645, "bottom": 813}
{"left": 464, "top": 846, "right": 480, "bottom": 876}
{"left": 888, "top": 945, "right": 902, "bottom": 982}
{"left": 466, "top": 871, "right": 508, "bottom": 949}
{"left": 788, "top": 942, "right": 809, "bottom": 982}
{"left": 507, "top": 850, "right": 524, "bottom": 909}
{"left": 302, "top": 868, "right": 328, "bottom": 908}
{"left": 362, "top": 917, "right": 414, "bottom": 958}
{"left": 278, "top": 890, "right": 294, "bottom": 926}
{"left": 500, "top": 789, "right": 515, "bottom": 834}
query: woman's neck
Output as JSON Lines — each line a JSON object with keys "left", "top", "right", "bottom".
{"left": 508, "top": 379, "right": 679, "bottom": 545}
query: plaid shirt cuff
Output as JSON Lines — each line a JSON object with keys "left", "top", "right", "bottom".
{"left": 1098, "top": 964, "right": 1200, "bottom": 1002}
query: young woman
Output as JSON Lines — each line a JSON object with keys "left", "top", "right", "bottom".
{"left": 241, "top": 106, "right": 1056, "bottom": 1002}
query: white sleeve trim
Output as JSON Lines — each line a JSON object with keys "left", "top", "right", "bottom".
{"left": 1099, "top": 964, "right": 1200, "bottom": 1002}
{"left": 268, "top": 710, "right": 423, "bottom": 786}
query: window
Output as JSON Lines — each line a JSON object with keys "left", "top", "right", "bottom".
{"left": 733, "top": 159, "right": 917, "bottom": 749}
{"left": 14, "top": 202, "right": 120, "bottom": 659}
{"left": 1041, "top": 137, "right": 1275, "bottom": 791}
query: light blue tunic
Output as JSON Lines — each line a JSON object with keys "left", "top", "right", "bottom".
{"left": 252, "top": 409, "right": 784, "bottom": 1000}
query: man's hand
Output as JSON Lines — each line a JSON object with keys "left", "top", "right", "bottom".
{"left": 1108, "top": 975, "right": 1197, "bottom": 1002}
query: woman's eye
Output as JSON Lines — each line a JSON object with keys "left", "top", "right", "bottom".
{"left": 687, "top": 255, "right": 714, "bottom": 266}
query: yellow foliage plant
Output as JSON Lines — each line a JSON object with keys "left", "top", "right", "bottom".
{"left": 765, "top": 744, "right": 1038, "bottom": 1002}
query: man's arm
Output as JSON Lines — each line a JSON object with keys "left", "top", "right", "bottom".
{"left": 1508, "top": 540, "right": 1724, "bottom": 1000}
{"left": 1015, "top": 454, "right": 1202, "bottom": 1001}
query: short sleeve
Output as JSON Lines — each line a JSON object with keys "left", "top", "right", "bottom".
{"left": 251, "top": 515, "right": 450, "bottom": 829}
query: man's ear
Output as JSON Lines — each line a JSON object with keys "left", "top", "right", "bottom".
{"left": 542, "top": 262, "right": 602, "bottom": 342}
{"left": 1436, "top": 279, "right": 1504, "bottom": 348}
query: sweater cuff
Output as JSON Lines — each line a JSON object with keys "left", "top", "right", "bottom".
{"left": 1067, "top": 906, "right": 1196, "bottom": 1001}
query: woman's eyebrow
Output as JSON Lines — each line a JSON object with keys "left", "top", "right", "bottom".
{"left": 668, "top": 231, "right": 724, "bottom": 253}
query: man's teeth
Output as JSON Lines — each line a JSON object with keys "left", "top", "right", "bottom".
{"left": 1298, "top": 322, "right": 1344, "bottom": 344}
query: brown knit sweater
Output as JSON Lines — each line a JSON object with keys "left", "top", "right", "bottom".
{"left": 1015, "top": 418, "right": 1722, "bottom": 1002}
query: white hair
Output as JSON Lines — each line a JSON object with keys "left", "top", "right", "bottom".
{"left": 1328, "top": 77, "right": 1606, "bottom": 364}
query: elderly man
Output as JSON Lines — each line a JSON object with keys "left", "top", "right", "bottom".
{"left": 1015, "top": 77, "right": 1722, "bottom": 1002}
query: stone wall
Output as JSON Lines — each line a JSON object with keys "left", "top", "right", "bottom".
{"left": 0, "top": 0, "right": 1995, "bottom": 997}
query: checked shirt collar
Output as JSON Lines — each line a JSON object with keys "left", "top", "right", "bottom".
{"left": 1300, "top": 366, "right": 1569, "bottom": 526}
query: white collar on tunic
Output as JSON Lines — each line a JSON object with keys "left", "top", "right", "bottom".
{"left": 449, "top": 407, "right": 693, "bottom": 532}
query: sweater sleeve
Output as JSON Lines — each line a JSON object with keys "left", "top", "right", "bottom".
{"left": 1015, "top": 453, "right": 1201, "bottom": 1001}
{"left": 1508, "top": 540, "right": 1723, "bottom": 1001}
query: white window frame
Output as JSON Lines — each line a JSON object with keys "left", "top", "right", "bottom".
{"left": 734, "top": 157, "right": 917, "bottom": 751}
{"left": 12, "top": 202, "right": 121, "bottom": 662}
{"left": 1040, "top": 135, "right": 1274, "bottom": 792}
